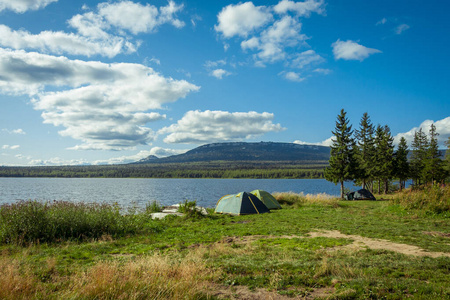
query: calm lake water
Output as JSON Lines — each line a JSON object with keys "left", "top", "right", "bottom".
{"left": 0, "top": 178, "right": 359, "bottom": 208}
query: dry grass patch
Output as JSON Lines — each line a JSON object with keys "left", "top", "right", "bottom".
{"left": 273, "top": 192, "right": 340, "bottom": 208}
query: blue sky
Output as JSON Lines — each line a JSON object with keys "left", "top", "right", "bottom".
{"left": 0, "top": 0, "right": 449, "bottom": 166}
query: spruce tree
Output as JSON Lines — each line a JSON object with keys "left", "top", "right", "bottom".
{"left": 374, "top": 125, "right": 395, "bottom": 194}
{"left": 354, "top": 112, "right": 375, "bottom": 190}
{"left": 410, "top": 128, "right": 429, "bottom": 185}
{"left": 423, "top": 124, "right": 445, "bottom": 183}
{"left": 324, "top": 109, "right": 357, "bottom": 199}
{"left": 394, "top": 136, "right": 409, "bottom": 191}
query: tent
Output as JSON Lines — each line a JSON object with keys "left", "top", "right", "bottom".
{"left": 345, "top": 189, "right": 376, "bottom": 200}
{"left": 250, "top": 190, "right": 282, "bottom": 210}
{"left": 215, "top": 192, "right": 270, "bottom": 215}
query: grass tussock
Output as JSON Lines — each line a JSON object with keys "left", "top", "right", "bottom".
{"left": 391, "top": 184, "right": 450, "bottom": 214}
{"left": 273, "top": 192, "right": 340, "bottom": 208}
{"left": 0, "top": 200, "right": 150, "bottom": 245}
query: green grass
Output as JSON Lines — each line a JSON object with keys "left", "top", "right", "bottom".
{"left": 0, "top": 190, "right": 449, "bottom": 299}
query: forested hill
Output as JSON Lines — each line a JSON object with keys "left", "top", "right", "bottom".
{"left": 137, "top": 142, "right": 330, "bottom": 163}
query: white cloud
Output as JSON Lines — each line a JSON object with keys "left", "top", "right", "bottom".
{"left": 313, "top": 68, "right": 332, "bottom": 75}
{"left": 274, "top": 0, "right": 325, "bottom": 17}
{"left": 28, "top": 157, "right": 88, "bottom": 166}
{"left": 215, "top": 2, "right": 272, "bottom": 38}
{"left": 2, "top": 145, "right": 20, "bottom": 150}
{"left": 376, "top": 17, "right": 387, "bottom": 26}
{"left": 394, "top": 117, "right": 450, "bottom": 148}
{"left": 94, "top": 0, "right": 184, "bottom": 35}
{"left": 160, "top": 110, "right": 285, "bottom": 144}
{"left": 0, "top": 0, "right": 57, "bottom": 13}
{"left": 294, "top": 136, "right": 333, "bottom": 147}
{"left": 0, "top": 25, "right": 136, "bottom": 58}
{"left": 291, "top": 49, "right": 324, "bottom": 69}
{"left": 243, "top": 16, "right": 307, "bottom": 64}
{"left": 217, "top": 2, "right": 325, "bottom": 68}
{"left": 0, "top": 49, "right": 200, "bottom": 150}
{"left": 332, "top": 39, "right": 381, "bottom": 61}
{"left": 210, "top": 69, "right": 231, "bottom": 79}
{"left": 395, "top": 24, "right": 410, "bottom": 35}
{"left": 2, "top": 128, "right": 26, "bottom": 134}
{"left": 281, "top": 71, "right": 305, "bottom": 82}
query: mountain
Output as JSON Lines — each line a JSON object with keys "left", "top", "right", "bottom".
{"left": 136, "top": 142, "right": 330, "bottom": 164}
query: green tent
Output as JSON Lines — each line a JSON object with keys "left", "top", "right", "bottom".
{"left": 251, "top": 190, "right": 282, "bottom": 210}
{"left": 215, "top": 192, "right": 270, "bottom": 215}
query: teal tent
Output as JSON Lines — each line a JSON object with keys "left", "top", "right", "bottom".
{"left": 215, "top": 192, "right": 270, "bottom": 215}
{"left": 251, "top": 190, "right": 282, "bottom": 210}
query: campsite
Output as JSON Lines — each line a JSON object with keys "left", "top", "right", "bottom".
{"left": 0, "top": 185, "right": 449, "bottom": 299}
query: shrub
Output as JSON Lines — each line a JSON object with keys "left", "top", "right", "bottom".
{"left": 0, "top": 200, "right": 147, "bottom": 245}
{"left": 145, "top": 200, "right": 163, "bottom": 213}
{"left": 177, "top": 200, "right": 206, "bottom": 219}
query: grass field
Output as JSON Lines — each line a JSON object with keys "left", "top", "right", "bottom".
{"left": 0, "top": 186, "right": 449, "bottom": 299}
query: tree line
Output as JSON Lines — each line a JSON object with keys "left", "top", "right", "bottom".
{"left": 325, "top": 109, "right": 449, "bottom": 198}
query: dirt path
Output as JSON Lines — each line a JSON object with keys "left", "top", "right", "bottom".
{"left": 308, "top": 230, "right": 450, "bottom": 258}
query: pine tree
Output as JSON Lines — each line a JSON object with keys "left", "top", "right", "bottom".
{"left": 410, "top": 128, "right": 429, "bottom": 185}
{"left": 354, "top": 112, "right": 375, "bottom": 190}
{"left": 423, "top": 124, "right": 445, "bottom": 183}
{"left": 393, "top": 137, "right": 409, "bottom": 191}
{"left": 324, "top": 109, "right": 357, "bottom": 199}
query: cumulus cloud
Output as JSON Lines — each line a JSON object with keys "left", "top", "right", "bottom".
{"left": 215, "top": 2, "right": 272, "bottom": 38}
{"left": 0, "top": 0, "right": 57, "bottom": 13}
{"left": 210, "top": 69, "right": 231, "bottom": 79}
{"left": 0, "top": 25, "right": 136, "bottom": 58}
{"left": 216, "top": 1, "right": 325, "bottom": 69}
{"left": 294, "top": 136, "right": 333, "bottom": 147}
{"left": 0, "top": 1, "right": 185, "bottom": 58}
{"left": 90, "top": 0, "right": 184, "bottom": 35}
{"left": 273, "top": 0, "right": 325, "bottom": 17}
{"left": 160, "top": 110, "right": 285, "bottom": 144}
{"left": 0, "top": 49, "right": 199, "bottom": 150}
{"left": 28, "top": 157, "right": 89, "bottom": 166}
{"left": 332, "top": 39, "right": 381, "bottom": 61}
{"left": 281, "top": 71, "right": 305, "bottom": 82}
{"left": 394, "top": 117, "right": 450, "bottom": 148}
{"left": 395, "top": 24, "right": 410, "bottom": 35}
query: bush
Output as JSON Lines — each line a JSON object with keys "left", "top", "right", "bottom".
{"left": 177, "top": 200, "right": 206, "bottom": 219}
{"left": 145, "top": 200, "right": 163, "bottom": 213}
{"left": 0, "top": 200, "right": 147, "bottom": 245}
{"left": 391, "top": 184, "right": 450, "bottom": 214}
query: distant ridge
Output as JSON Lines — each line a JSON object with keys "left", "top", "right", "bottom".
{"left": 136, "top": 142, "right": 330, "bottom": 164}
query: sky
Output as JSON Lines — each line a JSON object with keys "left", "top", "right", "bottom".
{"left": 0, "top": 0, "right": 449, "bottom": 166}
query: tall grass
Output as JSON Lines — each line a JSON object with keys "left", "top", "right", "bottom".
{"left": 273, "top": 192, "right": 340, "bottom": 208}
{"left": 391, "top": 184, "right": 450, "bottom": 214}
{"left": 0, "top": 200, "right": 149, "bottom": 245}
{"left": 0, "top": 253, "right": 216, "bottom": 300}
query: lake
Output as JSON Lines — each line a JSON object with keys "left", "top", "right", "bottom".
{"left": 0, "top": 178, "right": 360, "bottom": 208}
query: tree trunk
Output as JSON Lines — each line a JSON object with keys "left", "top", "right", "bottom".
{"left": 378, "top": 180, "right": 381, "bottom": 194}
{"left": 384, "top": 179, "right": 389, "bottom": 194}
{"left": 340, "top": 180, "right": 344, "bottom": 199}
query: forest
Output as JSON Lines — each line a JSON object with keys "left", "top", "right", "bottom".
{"left": 0, "top": 161, "right": 328, "bottom": 179}
{"left": 325, "top": 109, "right": 450, "bottom": 198}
